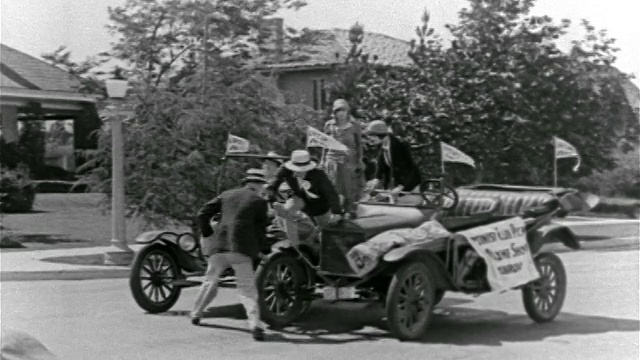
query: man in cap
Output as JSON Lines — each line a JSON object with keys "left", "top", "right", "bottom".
{"left": 262, "top": 151, "right": 284, "bottom": 183}
{"left": 266, "top": 149, "right": 343, "bottom": 246}
{"left": 191, "top": 168, "right": 269, "bottom": 341}
{"left": 364, "top": 120, "right": 421, "bottom": 195}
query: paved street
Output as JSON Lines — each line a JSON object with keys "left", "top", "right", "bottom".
{"left": 2, "top": 243, "right": 638, "bottom": 360}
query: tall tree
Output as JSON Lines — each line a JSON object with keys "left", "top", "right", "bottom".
{"left": 337, "top": 0, "right": 638, "bottom": 185}
{"left": 67, "top": 0, "right": 322, "bottom": 227}
{"left": 106, "top": 0, "right": 307, "bottom": 86}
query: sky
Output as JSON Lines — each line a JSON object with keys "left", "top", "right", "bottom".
{"left": 1, "top": 0, "right": 638, "bottom": 86}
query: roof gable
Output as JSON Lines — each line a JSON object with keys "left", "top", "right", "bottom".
{"left": 256, "top": 28, "right": 413, "bottom": 70}
{"left": 1, "top": 44, "right": 82, "bottom": 92}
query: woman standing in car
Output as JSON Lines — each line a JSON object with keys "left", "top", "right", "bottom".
{"left": 322, "top": 99, "right": 365, "bottom": 218}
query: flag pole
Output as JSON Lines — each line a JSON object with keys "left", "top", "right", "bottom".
{"left": 553, "top": 146, "right": 558, "bottom": 188}
{"left": 440, "top": 142, "right": 445, "bottom": 175}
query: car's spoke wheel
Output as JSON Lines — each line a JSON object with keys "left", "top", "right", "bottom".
{"left": 257, "top": 254, "right": 308, "bottom": 328}
{"left": 522, "top": 252, "right": 566, "bottom": 323}
{"left": 130, "top": 245, "right": 181, "bottom": 313}
{"left": 386, "top": 262, "right": 435, "bottom": 341}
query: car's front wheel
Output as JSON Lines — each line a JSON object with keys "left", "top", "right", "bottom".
{"left": 130, "top": 245, "right": 182, "bottom": 313}
{"left": 256, "top": 253, "right": 309, "bottom": 328}
{"left": 386, "top": 261, "right": 435, "bottom": 341}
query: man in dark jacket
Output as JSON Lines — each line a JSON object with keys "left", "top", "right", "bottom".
{"left": 266, "top": 149, "right": 343, "bottom": 245}
{"left": 190, "top": 169, "right": 269, "bottom": 341}
{"left": 364, "top": 120, "right": 421, "bottom": 194}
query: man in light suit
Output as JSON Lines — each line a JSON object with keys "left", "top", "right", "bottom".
{"left": 191, "top": 169, "right": 269, "bottom": 341}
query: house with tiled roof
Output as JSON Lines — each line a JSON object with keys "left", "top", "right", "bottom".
{"left": 1, "top": 44, "right": 101, "bottom": 171}
{"left": 254, "top": 24, "right": 412, "bottom": 110}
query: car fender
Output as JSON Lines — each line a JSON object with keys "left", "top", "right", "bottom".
{"left": 538, "top": 224, "right": 580, "bottom": 251}
{"left": 266, "top": 241, "right": 317, "bottom": 280}
{"left": 134, "top": 231, "right": 203, "bottom": 273}
{"left": 134, "top": 230, "right": 181, "bottom": 245}
{"left": 383, "top": 243, "right": 454, "bottom": 290}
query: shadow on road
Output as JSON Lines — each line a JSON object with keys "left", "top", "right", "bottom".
{"left": 422, "top": 308, "right": 640, "bottom": 346}
{"left": 164, "top": 299, "right": 639, "bottom": 345}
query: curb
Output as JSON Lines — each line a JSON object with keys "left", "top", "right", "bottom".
{"left": 1, "top": 269, "right": 130, "bottom": 282}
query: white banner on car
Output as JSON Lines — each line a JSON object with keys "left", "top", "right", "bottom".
{"left": 456, "top": 217, "right": 540, "bottom": 292}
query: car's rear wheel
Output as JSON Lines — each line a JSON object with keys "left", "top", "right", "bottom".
{"left": 130, "top": 245, "right": 181, "bottom": 313}
{"left": 522, "top": 252, "right": 567, "bottom": 323}
{"left": 256, "top": 253, "right": 309, "bottom": 328}
{"left": 386, "top": 261, "right": 435, "bottom": 341}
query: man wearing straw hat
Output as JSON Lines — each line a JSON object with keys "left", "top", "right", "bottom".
{"left": 191, "top": 168, "right": 269, "bottom": 341}
{"left": 266, "top": 149, "right": 343, "bottom": 246}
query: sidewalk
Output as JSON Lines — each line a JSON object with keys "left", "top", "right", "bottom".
{"left": 1, "top": 218, "right": 638, "bottom": 282}
{"left": 0, "top": 245, "right": 144, "bottom": 281}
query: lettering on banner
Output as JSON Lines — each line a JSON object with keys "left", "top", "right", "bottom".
{"left": 458, "top": 217, "right": 539, "bottom": 292}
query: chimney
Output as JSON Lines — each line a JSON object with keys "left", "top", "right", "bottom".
{"left": 265, "top": 17, "right": 284, "bottom": 60}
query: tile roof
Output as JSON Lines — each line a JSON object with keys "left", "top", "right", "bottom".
{"left": 256, "top": 28, "right": 413, "bottom": 70}
{"left": 1, "top": 44, "right": 82, "bottom": 92}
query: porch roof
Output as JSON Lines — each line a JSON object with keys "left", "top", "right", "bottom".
{"left": 1, "top": 44, "right": 97, "bottom": 119}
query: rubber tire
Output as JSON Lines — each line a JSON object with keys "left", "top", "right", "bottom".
{"left": 296, "top": 261, "right": 316, "bottom": 318}
{"left": 256, "top": 253, "right": 308, "bottom": 328}
{"left": 522, "top": 252, "right": 567, "bottom": 323}
{"left": 386, "top": 261, "right": 435, "bottom": 341}
{"left": 130, "top": 245, "right": 182, "bottom": 313}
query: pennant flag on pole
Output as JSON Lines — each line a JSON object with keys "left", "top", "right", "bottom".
{"left": 306, "top": 126, "right": 348, "bottom": 152}
{"left": 554, "top": 136, "right": 581, "bottom": 172}
{"left": 441, "top": 142, "right": 476, "bottom": 168}
{"left": 225, "top": 134, "right": 250, "bottom": 154}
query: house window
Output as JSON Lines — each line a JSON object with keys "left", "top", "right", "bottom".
{"left": 312, "top": 79, "right": 328, "bottom": 110}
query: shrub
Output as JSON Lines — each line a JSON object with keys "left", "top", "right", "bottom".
{"left": 576, "top": 149, "right": 640, "bottom": 199}
{"left": 0, "top": 165, "right": 36, "bottom": 213}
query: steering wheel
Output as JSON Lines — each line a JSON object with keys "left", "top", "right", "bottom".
{"left": 419, "top": 179, "right": 459, "bottom": 210}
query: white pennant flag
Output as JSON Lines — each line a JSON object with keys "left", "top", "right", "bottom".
{"left": 306, "top": 126, "right": 348, "bottom": 152}
{"left": 441, "top": 142, "right": 476, "bottom": 168}
{"left": 554, "top": 136, "right": 581, "bottom": 172}
{"left": 225, "top": 134, "right": 250, "bottom": 154}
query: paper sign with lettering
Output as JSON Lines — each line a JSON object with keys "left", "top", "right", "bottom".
{"left": 457, "top": 217, "right": 540, "bottom": 292}
{"left": 306, "top": 126, "right": 348, "bottom": 152}
{"left": 226, "top": 134, "right": 250, "bottom": 154}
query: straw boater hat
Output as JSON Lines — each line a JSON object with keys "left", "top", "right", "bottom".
{"left": 242, "top": 168, "right": 267, "bottom": 184}
{"left": 364, "top": 120, "right": 390, "bottom": 136}
{"left": 284, "top": 150, "right": 317, "bottom": 172}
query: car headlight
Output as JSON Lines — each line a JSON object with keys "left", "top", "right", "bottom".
{"left": 178, "top": 233, "right": 197, "bottom": 252}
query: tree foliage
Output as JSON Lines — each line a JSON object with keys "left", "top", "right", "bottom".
{"left": 106, "top": 0, "right": 307, "bottom": 86}
{"left": 39, "top": 0, "right": 322, "bottom": 227}
{"left": 82, "top": 70, "right": 321, "bottom": 227}
{"left": 333, "top": 0, "right": 639, "bottom": 186}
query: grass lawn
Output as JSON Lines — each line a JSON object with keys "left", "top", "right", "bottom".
{"left": 0, "top": 193, "right": 167, "bottom": 252}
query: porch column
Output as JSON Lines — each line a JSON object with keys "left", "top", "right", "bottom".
{"left": 1, "top": 105, "right": 19, "bottom": 143}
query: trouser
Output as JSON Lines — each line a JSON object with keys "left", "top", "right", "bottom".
{"left": 191, "top": 252, "right": 261, "bottom": 329}
{"left": 276, "top": 196, "right": 330, "bottom": 246}
{"left": 324, "top": 160, "right": 364, "bottom": 215}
